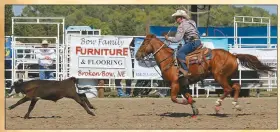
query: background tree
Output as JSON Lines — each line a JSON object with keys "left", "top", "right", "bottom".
{"left": 5, "top": 5, "right": 14, "bottom": 36}
{"left": 13, "top": 5, "right": 277, "bottom": 38}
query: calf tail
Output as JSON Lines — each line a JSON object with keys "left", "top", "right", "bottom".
{"left": 69, "top": 77, "right": 78, "bottom": 83}
{"left": 69, "top": 77, "right": 92, "bottom": 91}
{"left": 77, "top": 87, "right": 92, "bottom": 90}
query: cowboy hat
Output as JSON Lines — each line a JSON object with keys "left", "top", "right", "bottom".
{"left": 171, "top": 10, "right": 190, "bottom": 19}
{"left": 41, "top": 40, "right": 49, "bottom": 45}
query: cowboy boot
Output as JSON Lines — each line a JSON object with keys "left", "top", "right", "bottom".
{"left": 179, "top": 68, "right": 191, "bottom": 78}
{"left": 178, "top": 61, "right": 191, "bottom": 78}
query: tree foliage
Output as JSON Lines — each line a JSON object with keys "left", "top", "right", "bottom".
{"left": 5, "top": 5, "right": 14, "bottom": 35}
{"left": 7, "top": 5, "right": 277, "bottom": 37}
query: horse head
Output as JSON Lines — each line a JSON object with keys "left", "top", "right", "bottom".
{"left": 135, "top": 34, "right": 157, "bottom": 61}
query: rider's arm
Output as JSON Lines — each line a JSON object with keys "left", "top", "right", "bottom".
{"left": 166, "top": 24, "right": 186, "bottom": 43}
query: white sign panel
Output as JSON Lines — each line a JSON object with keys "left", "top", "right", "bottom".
{"left": 133, "top": 37, "right": 180, "bottom": 80}
{"left": 69, "top": 35, "right": 133, "bottom": 79}
{"left": 229, "top": 48, "right": 277, "bottom": 70}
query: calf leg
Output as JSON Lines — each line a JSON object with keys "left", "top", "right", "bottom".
{"left": 8, "top": 96, "right": 30, "bottom": 110}
{"left": 24, "top": 98, "right": 39, "bottom": 119}
{"left": 78, "top": 93, "right": 96, "bottom": 110}
{"left": 72, "top": 94, "right": 95, "bottom": 116}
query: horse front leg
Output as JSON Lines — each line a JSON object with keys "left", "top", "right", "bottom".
{"left": 180, "top": 85, "right": 199, "bottom": 117}
{"left": 170, "top": 82, "right": 188, "bottom": 105}
{"left": 184, "top": 93, "right": 199, "bottom": 116}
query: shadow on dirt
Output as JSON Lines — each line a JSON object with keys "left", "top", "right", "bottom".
{"left": 207, "top": 114, "right": 229, "bottom": 117}
{"left": 11, "top": 115, "right": 62, "bottom": 119}
{"left": 206, "top": 113, "right": 251, "bottom": 118}
{"left": 157, "top": 112, "right": 252, "bottom": 118}
{"left": 157, "top": 112, "right": 193, "bottom": 117}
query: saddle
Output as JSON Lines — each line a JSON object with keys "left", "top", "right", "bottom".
{"left": 175, "top": 43, "right": 212, "bottom": 79}
{"left": 185, "top": 45, "right": 212, "bottom": 68}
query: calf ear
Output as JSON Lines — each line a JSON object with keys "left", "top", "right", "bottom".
{"left": 18, "top": 79, "right": 23, "bottom": 83}
{"left": 13, "top": 79, "right": 24, "bottom": 86}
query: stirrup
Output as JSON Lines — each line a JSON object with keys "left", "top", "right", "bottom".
{"left": 179, "top": 68, "right": 191, "bottom": 78}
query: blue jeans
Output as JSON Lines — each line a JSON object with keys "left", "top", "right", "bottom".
{"left": 39, "top": 66, "right": 55, "bottom": 80}
{"left": 177, "top": 40, "right": 201, "bottom": 71}
{"left": 115, "top": 79, "right": 132, "bottom": 97}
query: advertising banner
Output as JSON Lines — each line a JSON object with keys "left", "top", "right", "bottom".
{"left": 69, "top": 35, "right": 133, "bottom": 79}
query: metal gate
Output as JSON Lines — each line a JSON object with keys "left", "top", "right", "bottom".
{"left": 5, "top": 17, "right": 65, "bottom": 90}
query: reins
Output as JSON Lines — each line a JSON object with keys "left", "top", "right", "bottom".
{"left": 141, "top": 38, "right": 178, "bottom": 80}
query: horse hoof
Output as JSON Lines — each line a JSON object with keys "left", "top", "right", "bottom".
{"left": 191, "top": 115, "right": 197, "bottom": 118}
{"left": 215, "top": 106, "right": 221, "bottom": 113}
{"left": 234, "top": 105, "right": 242, "bottom": 111}
{"left": 194, "top": 108, "right": 199, "bottom": 115}
{"left": 88, "top": 112, "right": 96, "bottom": 116}
{"left": 90, "top": 106, "right": 97, "bottom": 110}
{"left": 24, "top": 116, "right": 31, "bottom": 119}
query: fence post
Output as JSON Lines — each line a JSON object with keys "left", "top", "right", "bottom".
{"left": 97, "top": 80, "right": 105, "bottom": 98}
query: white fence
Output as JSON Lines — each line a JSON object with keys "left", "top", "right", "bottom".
{"left": 5, "top": 36, "right": 277, "bottom": 87}
{"left": 4, "top": 16, "right": 277, "bottom": 98}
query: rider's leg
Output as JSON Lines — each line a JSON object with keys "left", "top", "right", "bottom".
{"left": 176, "top": 42, "right": 194, "bottom": 77}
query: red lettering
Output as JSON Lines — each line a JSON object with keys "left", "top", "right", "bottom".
{"left": 103, "top": 49, "right": 109, "bottom": 55}
{"left": 76, "top": 47, "right": 130, "bottom": 56}
{"left": 123, "top": 48, "right": 128, "bottom": 56}
{"left": 76, "top": 46, "right": 87, "bottom": 55}
{"left": 77, "top": 70, "right": 117, "bottom": 77}
{"left": 88, "top": 49, "right": 93, "bottom": 55}
{"left": 94, "top": 49, "right": 100, "bottom": 55}
{"left": 109, "top": 49, "right": 116, "bottom": 55}
{"left": 76, "top": 46, "right": 81, "bottom": 55}
{"left": 116, "top": 49, "right": 122, "bottom": 55}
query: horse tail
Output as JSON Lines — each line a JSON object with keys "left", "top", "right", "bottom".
{"left": 235, "top": 54, "right": 274, "bottom": 73}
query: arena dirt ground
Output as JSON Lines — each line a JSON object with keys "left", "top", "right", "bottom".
{"left": 5, "top": 97, "right": 278, "bottom": 130}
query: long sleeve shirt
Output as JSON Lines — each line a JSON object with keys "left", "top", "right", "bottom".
{"left": 167, "top": 19, "right": 199, "bottom": 43}
{"left": 35, "top": 49, "right": 56, "bottom": 67}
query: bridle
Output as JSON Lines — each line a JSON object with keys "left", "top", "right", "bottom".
{"left": 139, "top": 23, "right": 178, "bottom": 79}
{"left": 140, "top": 37, "right": 178, "bottom": 80}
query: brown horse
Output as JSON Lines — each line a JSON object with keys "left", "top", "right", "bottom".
{"left": 135, "top": 34, "right": 274, "bottom": 116}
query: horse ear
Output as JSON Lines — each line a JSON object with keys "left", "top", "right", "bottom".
{"left": 146, "top": 34, "right": 156, "bottom": 39}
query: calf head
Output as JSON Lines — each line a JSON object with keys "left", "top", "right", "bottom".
{"left": 7, "top": 79, "right": 24, "bottom": 97}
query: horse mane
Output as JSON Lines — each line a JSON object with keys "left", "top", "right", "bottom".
{"left": 146, "top": 34, "right": 174, "bottom": 54}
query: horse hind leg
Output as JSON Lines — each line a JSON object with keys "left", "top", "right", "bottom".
{"left": 213, "top": 75, "right": 233, "bottom": 114}
{"left": 231, "top": 83, "right": 242, "bottom": 111}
